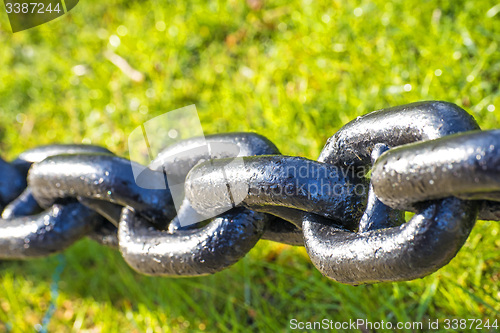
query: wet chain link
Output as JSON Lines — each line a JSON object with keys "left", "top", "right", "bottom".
{"left": 0, "top": 101, "right": 498, "bottom": 285}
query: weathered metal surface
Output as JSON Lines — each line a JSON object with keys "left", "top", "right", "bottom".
{"left": 185, "top": 156, "right": 367, "bottom": 231}
{"left": 119, "top": 207, "right": 266, "bottom": 276}
{"left": 2, "top": 187, "right": 42, "bottom": 219}
{"left": 118, "top": 133, "right": 298, "bottom": 275}
{"left": 302, "top": 100, "right": 486, "bottom": 285}
{"left": 12, "top": 144, "right": 112, "bottom": 176}
{"left": 0, "top": 157, "right": 26, "bottom": 210}
{"left": 371, "top": 130, "right": 500, "bottom": 220}
{"left": 302, "top": 198, "right": 478, "bottom": 285}
{"left": 319, "top": 101, "right": 480, "bottom": 168}
{"left": 0, "top": 102, "right": 497, "bottom": 284}
{"left": 0, "top": 203, "right": 101, "bottom": 259}
{"left": 357, "top": 144, "right": 405, "bottom": 232}
{"left": 149, "top": 132, "right": 281, "bottom": 179}
{"left": 28, "top": 154, "right": 176, "bottom": 228}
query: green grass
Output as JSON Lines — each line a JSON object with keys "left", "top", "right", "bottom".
{"left": 0, "top": 0, "right": 499, "bottom": 331}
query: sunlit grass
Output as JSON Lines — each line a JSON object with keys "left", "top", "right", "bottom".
{"left": 0, "top": 0, "right": 499, "bottom": 331}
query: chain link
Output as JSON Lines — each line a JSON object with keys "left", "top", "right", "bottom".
{"left": 0, "top": 101, "right": 498, "bottom": 285}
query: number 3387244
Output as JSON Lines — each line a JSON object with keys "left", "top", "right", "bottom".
{"left": 5, "top": 2, "right": 61, "bottom": 14}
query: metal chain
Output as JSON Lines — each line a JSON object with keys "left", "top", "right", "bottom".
{"left": 0, "top": 101, "right": 498, "bottom": 285}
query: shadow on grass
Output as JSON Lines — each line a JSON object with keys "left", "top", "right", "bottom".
{"left": 1, "top": 221, "right": 499, "bottom": 331}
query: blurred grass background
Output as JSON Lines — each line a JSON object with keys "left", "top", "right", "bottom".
{"left": 0, "top": 0, "right": 499, "bottom": 331}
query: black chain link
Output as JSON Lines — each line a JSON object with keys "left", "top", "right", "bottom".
{"left": 0, "top": 101, "right": 498, "bottom": 285}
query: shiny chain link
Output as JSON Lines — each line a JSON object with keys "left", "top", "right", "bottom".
{"left": 1, "top": 101, "right": 498, "bottom": 285}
